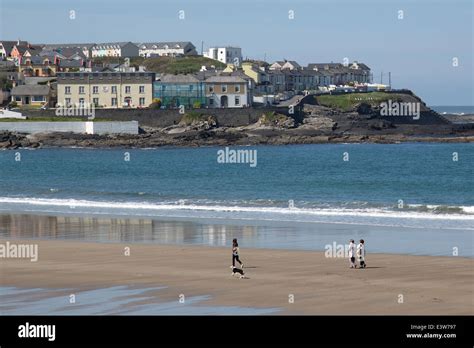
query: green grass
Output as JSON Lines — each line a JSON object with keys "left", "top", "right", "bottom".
{"left": 179, "top": 111, "right": 206, "bottom": 125}
{"left": 315, "top": 92, "right": 407, "bottom": 112}
{"left": 91, "top": 56, "right": 226, "bottom": 74}
{"left": 260, "top": 111, "right": 289, "bottom": 124}
{"left": 179, "top": 111, "right": 216, "bottom": 126}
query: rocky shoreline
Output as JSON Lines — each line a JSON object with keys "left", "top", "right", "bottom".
{"left": 1, "top": 105, "right": 473, "bottom": 149}
{"left": 1, "top": 127, "right": 473, "bottom": 150}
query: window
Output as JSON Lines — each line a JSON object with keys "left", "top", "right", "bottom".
{"left": 139, "top": 86, "right": 145, "bottom": 94}
{"left": 65, "top": 86, "right": 71, "bottom": 94}
{"left": 15, "top": 96, "right": 22, "bottom": 102}
{"left": 65, "top": 98, "right": 71, "bottom": 105}
{"left": 79, "top": 98, "right": 85, "bottom": 105}
{"left": 111, "top": 86, "right": 117, "bottom": 93}
{"left": 208, "top": 86, "right": 214, "bottom": 93}
{"left": 125, "top": 86, "right": 131, "bottom": 94}
{"left": 221, "top": 85, "right": 227, "bottom": 93}
{"left": 111, "top": 98, "right": 117, "bottom": 106}
{"left": 209, "top": 98, "right": 214, "bottom": 105}
{"left": 235, "top": 96, "right": 240, "bottom": 106}
{"left": 93, "top": 98, "right": 99, "bottom": 106}
{"left": 93, "top": 86, "right": 99, "bottom": 94}
{"left": 139, "top": 97, "right": 145, "bottom": 106}
{"left": 79, "top": 86, "right": 85, "bottom": 94}
{"left": 32, "top": 96, "right": 45, "bottom": 102}
{"left": 235, "top": 85, "right": 240, "bottom": 93}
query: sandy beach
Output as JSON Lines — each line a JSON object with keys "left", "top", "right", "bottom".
{"left": 1, "top": 238, "right": 472, "bottom": 315}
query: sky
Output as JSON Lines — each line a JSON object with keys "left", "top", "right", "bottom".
{"left": 0, "top": 0, "right": 472, "bottom": 105}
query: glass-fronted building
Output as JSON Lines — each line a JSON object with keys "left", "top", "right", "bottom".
{"left": 153, "top": 74, "right": 206, "bottom": 108}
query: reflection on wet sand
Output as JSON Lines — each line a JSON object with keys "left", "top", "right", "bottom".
{"left": 0, "top": 214, "right": 259, "bottom": 246}
{"left": 1, "top": 213, "right": 472, "bottom": 256}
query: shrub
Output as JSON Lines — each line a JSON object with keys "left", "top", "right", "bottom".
{"left": 149, "top": 98, "right": 162, "bottom": 109}
{"left": 193, "top": 101, "right": 202, "bottom": 109}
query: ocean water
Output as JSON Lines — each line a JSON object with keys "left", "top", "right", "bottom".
{"left": 0, "top": 144, "right": 472, "bottom": 256}
{"left": 430, "top": 105, "right": 474, "bottom": 115}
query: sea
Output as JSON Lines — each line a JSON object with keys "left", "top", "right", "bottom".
{"left": 430, "top": 105, "right": 474, "bottom": 115}
{"left": 0, "top": 143, "right": 473, "bottom": 257}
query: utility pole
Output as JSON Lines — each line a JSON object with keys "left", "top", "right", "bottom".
{"left": 380, "top": 71, "right": 383, "bottom": 84}
{"left": 201, "top": 41, "right": 204, "bottom": 56}
{"left": 388, "top": 72, "right": 391, "bottom": 87}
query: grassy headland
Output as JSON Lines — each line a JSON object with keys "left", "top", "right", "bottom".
{"left": 92, "top": 56, "right": 226, "bottom": 74}
{"left": 315, "top": 92, "right": 424, "bottom": 112}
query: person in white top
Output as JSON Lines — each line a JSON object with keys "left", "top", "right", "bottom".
{"left": 357, "top": 239, "right": 366, "bottom": 268}
{"left": 348, "top": 239, "right": 356, "bottom": 268}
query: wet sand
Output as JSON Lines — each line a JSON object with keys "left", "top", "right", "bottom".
{"left": 1, "top": 239, "right": 472, "bottom": 315}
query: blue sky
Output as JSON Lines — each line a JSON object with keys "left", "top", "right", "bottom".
{"left": 1, "top": 0, "right": 472, "bottom": 105}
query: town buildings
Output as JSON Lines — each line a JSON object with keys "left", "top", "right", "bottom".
{"left": 10, "top": 43, "right": 42, "bottom": 61}
{"left": 56, "top": 72, "right": 154, "bottom": 108}
{"left": 42, "top": 43, "right": 95, "bottom": 58}
{"left": 2, "top": 37, "right": 375, "bottom": 109}
{"left": 0, "top": 40, "right": 28, "bottom": 59}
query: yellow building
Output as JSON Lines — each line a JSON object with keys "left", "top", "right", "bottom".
{"left": 56, "top": 72, "right": 154, "bottom": 108}
{"left": 20, "top": 56, "right": 57, "bottom": 77}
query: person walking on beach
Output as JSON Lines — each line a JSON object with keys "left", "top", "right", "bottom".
{"left": 357, "top": 239, "right": 366, "bottom": 268}
{"left": 349, "top": 239, "right": 356, "bottom": 268}
{"left": 231, "top": 238, "right": 244, "bottom": 268}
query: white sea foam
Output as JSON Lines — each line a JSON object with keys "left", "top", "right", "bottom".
{"left": 0, "top": 197, "right": 473, "bottom": 221}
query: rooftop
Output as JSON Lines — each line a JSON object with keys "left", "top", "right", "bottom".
{"left": 156, "top": 74, "right": 200, "bottom": 83}
{"left": 205, "top": 75, "right": 247, "bottom": 83}
{"left": 139, "top": 42, "right": 195, "bottom": 49}
{"left": 11, "top": 84, "right": 50, "bottom": 96}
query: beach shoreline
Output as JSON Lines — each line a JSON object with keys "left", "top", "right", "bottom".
{"left": 1, "top": 238, "right": 472, "bottom": 315}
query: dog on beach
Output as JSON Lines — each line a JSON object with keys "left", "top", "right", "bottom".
{"left": 231, "top": 266, "right": 245, "bottom": 278}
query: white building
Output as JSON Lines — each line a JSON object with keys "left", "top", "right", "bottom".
{"left": 138, "top": 42, "right": 197, "bottom": 57}
{"left": 204, "top": 47, "right": 242, "bottom": 65}
{"left": 91, "top": 42, "right": 139, "bottom": 58}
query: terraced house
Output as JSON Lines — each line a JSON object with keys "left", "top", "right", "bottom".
{"left": 56, "top": 72, "right": 154, "bottom": 108}
{"left": 138, "top": 42, "right": 197, "bottom": 57}
{"left": 91, "top": 42, "right": 139, "bottom": 58}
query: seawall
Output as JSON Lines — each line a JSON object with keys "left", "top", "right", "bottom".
{"left": 20, "top": 107, "right": 290, "bottom": 128}
{"left": 0, "top": 121, "right": 139, "bottom": 135}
